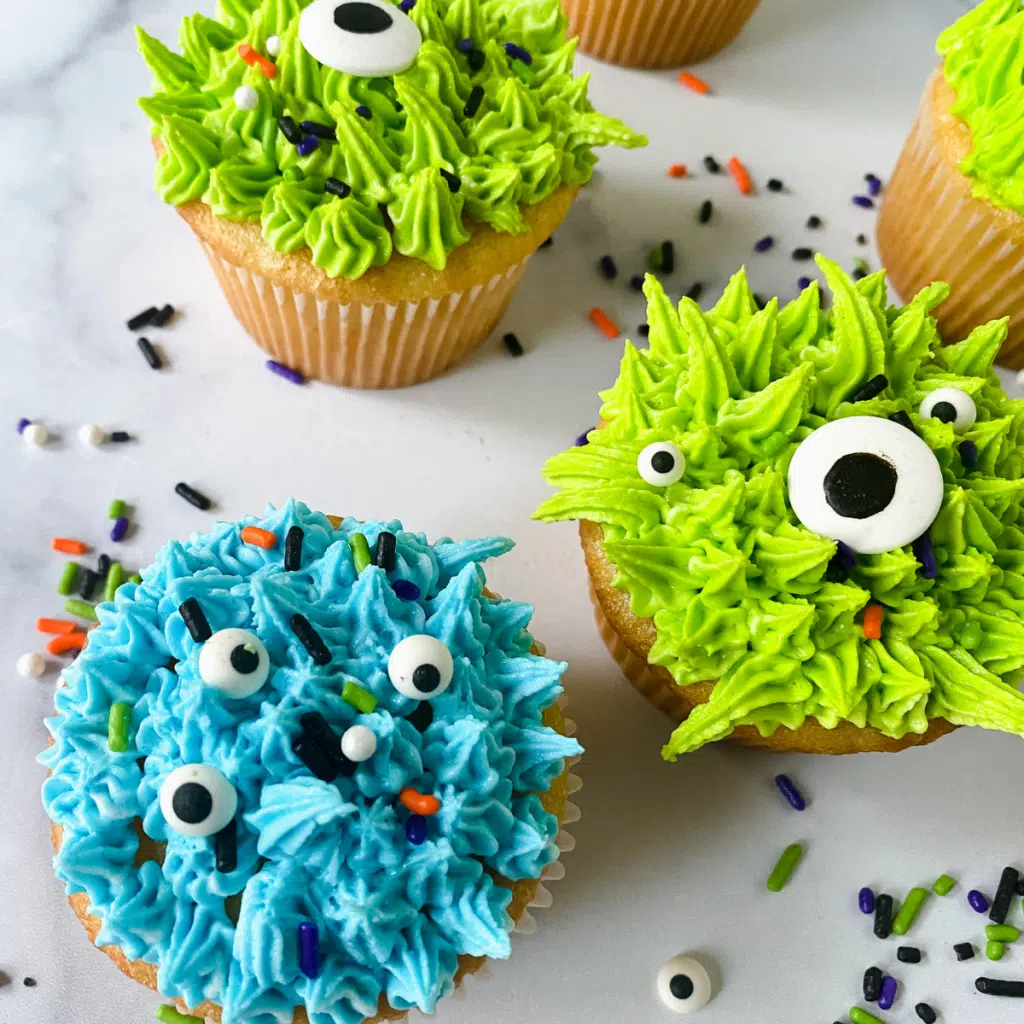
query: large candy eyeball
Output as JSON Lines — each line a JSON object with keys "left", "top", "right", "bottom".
{"left": 638, "top": 441, "right": 686, "bottom": 487}
{"left": 657, "top": 954, "right": 713, "bottom": 1014}
{"left": 299, "top": 0, "right": 422, "bottom": 76}
{"left": 198, "top": 628, "right": 270, "bottom": 698}
{"left": 388, "top": 635, "right": 454, "bottom": 700}
{"left": 787, "top": 416, "right": 943, "bottom": 555}
{"left": 919, "top": 387, "right": 977, "bottom": 433}
{"left": 159, "top": 764, "right": 237, "bottom": 838}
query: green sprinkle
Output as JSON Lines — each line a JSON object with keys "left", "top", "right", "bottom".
{"left": 103, "top": 561, "right": 124, "bottom": 603}
{"left": 892, "top": 887, "right": 928, "bottom": 935}
{"left": 850, "top": 1008, "right": 884, "bottom": 1024}
{"left": 647, "top": 246, "right": 664, "bottom": 272}
{"left": 766, "top": 843, "right": 804, "bottom": 892}
{"left": 853, "top": 256, "right": 870, "bottom": 274}
{"left": 129, "top": 574, "right": 142, "bottom": 585}
{"left": 57, "top": 561, "right": 80, "bottom": 596}
{"left": 64, "top": 598, "right": 98, "bottom": 621}
{"left": 342, "top": 681, "right": 377, "bottom": 714}
{"left": 108, "top": 702, "right": 132, "bottom": 752}
{"left": 933, "top": 874, "right": 957, "bottom": 896}
{"left": 986, "top": 940, "right": 1006, "bottom": 961}
{"left": 511, "top": 61, "right": 536, "bottom": 85}
{"left": 349, "top": 534, "right": 372, "bottom": 573}
{"left": 155, "top": 1006, "right": 203, "bottom": 1024}
{"left": 108, "top": 499, "right": 126, "bottom": 520}
{"left": 986, "top": 924, "right": 1020, "bottom": 943}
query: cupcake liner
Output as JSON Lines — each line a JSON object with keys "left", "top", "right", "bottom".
{"left": 877, "top": 68, "right": 1024, "bottom": 370}
{"left": 561, "top": 0, "right": 761, "bottom": 68}
{"left": 200, "top": 242, "right": 530, "bottom": 389}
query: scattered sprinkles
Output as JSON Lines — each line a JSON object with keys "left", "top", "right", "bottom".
{"left": 703, "top": 155, "right": 721, "bottom": 174}
{"left": 698, "top": 199, "right": 713, "bottom": 224}
{"left": 933, "top": 874, "right": 957, "bottom": 896}
{"left": 852, "top": 195, "right": 875, "bottom": 209}
{"left": 728, "top": 156, "right": 753, "bottom": 195}
{"left": 589, "top": 308, "right": 620, "bottom": 339}
{"left": 959, "top": 439, "right": 978, "bottom": 469}
{"left": 277, "top": 116, "right": 302, "bottom": 144}
{"left": 792, "top": 247, "right": 814, "bottom": 261}
{"left": 504, "top": 42, "right": 532, "bottom": 64}
{"left": 850, "top": 1006, "right": 883, "bottom": 1024}
{"left": 912, "top": 532, "right": 937, "bottom": 580}
{"left": 22, "top": 422, "right": 48, "bottom": 446}
{"left": 284, "top": 525, "right": 304, "bottom": 571}
{"left": 766, "top": 843, "right": 804, "bottom": 892}
{"left": 52, "top": 538, "right": 88, "bottom": 556}
{"left": 110, "top": 517, "right": 130, "bottom": 543}
{"left": 392, "top": 579, "right": 421, "bottom": 601}
{"left": 968, "top": 889, "right": 990, "bottom": 914}
{"left": 667, "top": 163, "right": 688, "bottom": 178}
{"left": 807, "top": 215, "right": 823, "bottom": 229}
{"left": 266, "top": 359, "right": 305, "bottom": 384}
{"left": 629, "top": 274, "right": 644, "bottom": 291}
{"left": 296, "top": 135, "right": 320, "bottom": 157}
{"left": 349, "top": 533, "right": 372, "bottom": 574}
{"left": 774, "top": 774, "right": 806, "bottom": 811}
{"left": 137, "top": 336, "right": 162, "bottom": 370}
{"left": 298, "top": 921, "right": 319, "bottom": 980}
{"left": 874, "top": 894, "right": 894, "bottom": 939}
{"left": 301, "top": 120, "right": 336, "bottom": 140}
{"left": 400, "top": 787, "right": 441, "bottom": 816}
{"left": 678, "top": 71, "right": 709, "bottom": 94}
{"left": 290, "top": 613, "right": 331, "bottom": 666}
{"left": 865, "top": 173, "right": 883, "bottom": 197}
{"left": 240, "top": 526, "right": 277, "bottom": 549}
{"left": 405, "top": 814, "right": 428, "bottom": 845}
{"left": 342, "top": 681, "right": 377, "bottom": 715}
{"left": 877, "top": 976, "right": 898, "bottom": 1011}
{"left": 127, "top": 307, "right": 158, "bottom": 331}
{"left": 892, "top": 888, "right": 928, "bottom": 936}
{"left": 47, "top": 633, "right": 88, "bottom": 655}
{"left": 915, "top": 1003, "right": 937, "bottom": 1023}
{"left": 859, "top": 888, "right": 876, "bottom": 915}
{"left": 503, "top": 329, "right": 525, "bottom": 355}
{"left": 63, "top": 599, "right": 98, "bottom": 623}
{"left": 108, "top": 702, "right": 132, "bottom": 753}
{"left": 463, "top": 85, "right": 484, "bottom": 118}
{"left": 976, "top": 977, "right": 1024, "bottom": 997}
{"left": 954, "top": 942, "right": 976, "bottom": 962}
{"left": 174, "top": 482, "right": 212, "bottom": 511}
{"left": 57, "top": 562, "right": 79, "bottom": 596}
{"left": 898, "top": 947, "right": 922, "bottom": 964}
{"left": 754, "top": 235, "right": 775, "bottom": 253}
{"left": 863, "top": 967, "right": 882, "bottom": 1002}
{"left": 767, "top": 178, "right": 784, "bottom": 192}
{"left": 990, "top": 868, "right": 1019, "bottom": 924}
{"left": 234, "top": 85, "right": 258, "bottom": 110}
{"left": 599, "top": 255, "right": 618, "bottom": 279}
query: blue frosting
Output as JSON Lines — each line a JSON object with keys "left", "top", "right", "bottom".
{"left": 41, "top": 501, "right": 579, "bottom": 1023}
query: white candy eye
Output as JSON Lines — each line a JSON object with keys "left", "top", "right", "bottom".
{"left": 919, "top": 387, "right": 977, "bottom": 433}
{"left": 340, "top": 724, "right": 377, "bottom": 762}
{"left": 657, "top": 954, "right": 713, "bottom": 1014}
{"left": 638, "top": 441, "right": 686, "bottom": 487}
{"left": 198, "top": 628, "right": 269, "bottom": 698}
{"left": 788, "top": 416, "right": 943, "bottom": 556}
{"left": 299, "top": 0, "right": 422, "bottom": 76}
{"left": 159, "top": 764, "right": 237, "bottom": 838}
{"left": 387, "top": 635, "right": 454, "bottom": 700}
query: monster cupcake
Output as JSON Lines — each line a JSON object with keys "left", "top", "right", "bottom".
{"left": 41, "top": 501, "right": 581, "bottom": 1022}
{"left": 878, "top": 0, "right": 1024, "bottom": 369}
{"left": 536, "top": 257, "right": 1024, "bottom": 758}
{"left": 137, "top": 0, "right": 645, "bottom": 388}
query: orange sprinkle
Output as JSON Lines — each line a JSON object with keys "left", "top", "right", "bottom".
{"left": 678, "top": 72, "right": 710, "bottom": 94}
{"left": 237, "top": 43, "right": 257, "bottom": 65}
{"left": 37, "top": 618, "right": 77, "bottom": 635}
{"left": 400, "top": 787, "right": 441, "bottom": 817}
{"left": 241, "top": 526, "right": 278, "bottom": 549}
{"left": 728, "top": 156, "right": 753, "bottom": 196}
{"left": 589, "top": 307, "right": 620, "bottom": 340}
{"left": 667, "top": 164, "right": 688, "bottom": 178}
{"left": 52, "top": 537, "right": 88, "bottom": 555}
{"left": 254, "top": 52, "right": 278, "bottom": 79}
{"left": 47, "top": 632, "right": 88, "bottom": 655}
{"left": 863, "top": 604, "right": 885, "bottom": 641}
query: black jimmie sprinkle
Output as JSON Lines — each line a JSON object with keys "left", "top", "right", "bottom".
{"left": 439, "top": 168, "right": 462, "bottom": 193}
{"left": 300, "top": 711, "right": 355, "bottom": 777}
{"left": 976, "top": 977, "right": 1024, "bottom": 997}
{"left": 110, "top": 431, "right": 132, "bottom": 443}
{"left": 898, "top": 946, "right": 922, "bottom": 964}
{"left": 850, "top": 374, "right": 888, "bottom": 403}
{"left": 863, "top": 967, "right": 882, "bottom": 1002}
{"left": 660, "top": 241, "right": 675, "bottom": 275}
{"left": 374, "top": 531, "right": 397, "bottom": 571}
{"left": 890, "top": 410, "right": 916, "bottom": 433}
{"left": 214, "top": 819, "right": 237, "bottom": 872}
{"left": 292, "top": 732, "right": 337, "bottom": 782}
{"left": 464, "top": 85, "right": 484, "bottom": 117}
{"left": 151, "top": 304, "right": 175, "bottom": 327}
{"left": 792, "top": 247, "right": 814, "bottom": 261}
{"left": 698, "top": 199, "right": 713, "bottom": 224}
{"left": 178, "top": 597, "right": 212, "bottom": 643}
{"left": 78, "top": 569, "right": 99, "bottom": 601}
{"left": 503, "top": 333, "right": 524, "bottom": 357}
{"left": 954, "top": 942, "right": 976, "bottom": 961}
{"left": 599, "top": 255, "right": 617, "bottom": 279}
{"left": 806, "top": 214, "right": 823, "bottom": 229}
{"left": 290, "top": 613, "right": 331, "bottom": 665}
{"left": 767, "top": 177, "right": 784, "bottom": 192}
{"left": 703, "top": 155, "right": 721, "bottom": 173}
{"left": 277, "top": 116, "right": 302, "bottom": 144}
{"left": 175, "top": 482, "right": 212, "bottom": 511}
{"left": 686, "top": 282, "right": 704, "bottom": 302}
{"left": 915, "top": 1004, "right": 937, "bottom": 1023}
{"left": 990, "top": 868, "right": 1019, "bottom": 924}
{"left": 137, "top": 337, "right": 162, "bottom": 370}
{"left": 284, "top": 525, "right": 304, "bottom": 571}
{"left": 407, "top": 701, "right": 433, "bottom": 733}
{"left": 300, "top": 120, "right": 336, "bottom": 139}
{"left": 325, "top": 177, "right": 352, "bottom": 199}
{"left": 874, "top": 894, "right": 893, "bottom": 939}
{"left": 127, "top": 306, "right": 158, "bottom": 331}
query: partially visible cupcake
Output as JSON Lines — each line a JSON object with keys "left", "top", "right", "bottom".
{"left": 559, "top": 0, "right": 761, "bottom": 69}
{"left": 41, "top": 501, "right": 581, "bottom": 1023}
{"left": 878, "top": 0, "right": 1024, "bottom": 369}
{"left": 137, "top": 0, "right": 645, "bottom": 388}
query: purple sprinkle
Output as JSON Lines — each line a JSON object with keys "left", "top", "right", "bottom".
{"left": 878, "top": 976, "right": 898, "bottom": 1011}
{"left": 355, "top": 105, "right": 371, "bottom": 120}
{"left": 298, "top": 921, "right": 319, "bottom": 979}
{"left": 912, "top": 531, "right": 937, "bottom": 579}
{"left": 629, "top": 274, "right": 644, "bottom": 291}
{"left": 754, "top": 235, "right": 775, "bottom": 253}
{"left": 266, "top": 359, "right": 305, "bottom": 385}
{"left": 865, "top": 173, "right": 883, "bottom": 197}
{"left": 599, "top": 255, "right": 617, "bottom": 280}
{"left": 859, "top": 887, "right": 876, "bottom": 915}
{"left": 296, "top": 135, "right": 320, "bottom": 157}
{"left": 834, "top": 540, "right": 858, "bottom": 571}
{"left": 575, "top": 427, "right": 593, "bottom": 447}
{"left": 398, "top": 0, "right": 415, "bottom": 11}
{"left": 17, "top": 418, "right": 31, "bottom": 434}
{"left": 405, "top": 814, "right": 427, "bottom": 845}
{"left": 797, "top": 276, "right": 812, "bottom": 290}
{"left": 968, "top": 889, "right": 990, "bottom": 913}
{"left": 774, "top": 773, "right": 806, "bottom": 811}
{"left": 959, "top": 438, "right": 978, "bottom": 469}
{"left": 457, "top": 38, "right": 475, "bottom": 53}
{"left": 110, "top": 517, "right": 130, "bottom": 543}
{"left": 392, "top": 579, "right": 421, "bottom": 601}
{"left": 504, "top": 42, "right": 532, "bottom": 64}
{"left": 852, "top": 195, "right": 875, "bottom": 209}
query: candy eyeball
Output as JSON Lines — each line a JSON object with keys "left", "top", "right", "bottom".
{"left": 919, "top": 387, "right": 977, "bottom": 433}
{"left": 298, "top": 0, "right": 422, "bottom": 77}
{"left": 388, "top": 635, "right": 454, "bottom": 700}
{"left": 787, "top": 415, "right": 943, "bottom": 555}
{"left": 638, "top": 441, "right": 686, "bottom": 487}
{"left": 160, "top": 764, "right": 237, "bottom": 838}
{"left": 198, "top": 628, "right": 270, "bottom": 698}
{"left": 340, "top": 724, "right": 377, "bottom": 762}
{"left": 656, "top": 954, "right": 713, "bottom": 1014}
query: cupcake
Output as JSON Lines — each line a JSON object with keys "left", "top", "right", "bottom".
{"left": 136, "top": 0, "right": 645, "bottom": 389}
{"left": 559, "top": 0, "right": 761, "bottom": 69}
{"left": 878, "top": 0, "right": 1024, "bottom": 369}
{"left": 536, "top": 257, "right": 1024, "bottom": 758}
{"left": 41, "top": 501, "right": 581, "bottom": 1022}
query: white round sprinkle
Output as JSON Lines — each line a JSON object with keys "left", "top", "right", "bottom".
{"left": 23, "top": 422, "right": 48, "bottom": 446}
{"left": 17, "top": 653, "right": 46, "bottom": 679}
{"left": 234, "top": 85, "right": 259, "bottom": 111}
{"left": 265, "top": 35, "right": 282, "bottom": 57}
{"left": 78, "top": 423, "right": 106, "bottom": 447}
{"left": 341, "top": 724, "right": 377, "bottom": 762}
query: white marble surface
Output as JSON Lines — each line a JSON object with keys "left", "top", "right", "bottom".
{"left": 3, "top": 1, "right": 1024, "bottom": 1022}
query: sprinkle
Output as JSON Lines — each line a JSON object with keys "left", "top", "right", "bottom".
{"left": 753, "top": 235, "right": 775, "bottom": 253}
{"left": 104, "top": 562, "right": 123, "bottom": 602}
{"left": 629, "top": 274, "right": 644, "bottom": 291}
{"left": 37, "top": 618, "right": 76, "bottom": 635}
{"left": 850, "top": 1007, "right": 884, "bottom": 1024}
{"left": 237, "top": 43, "right": 276, "bottom": 78}
{"left": 299, "top": 921, "right": 320, "bottom": 979}
{"left": 301, "top": 120, "right": 336, "bottom": 140}
{"left": 290, "top": 614, "right": 332, "bottom": 666}
{"left": 241, "top": 526, "right": 277, "bottom": 550}
{"left": 599, "top": 255, "right": 618, "bottom": 279}
{"left": 349, "top": 534, "right": 372, "bottom": 573}
{"left": 47, "top": 632, "right": 88, "bottom": 655}
{"left": 284, "top": 526, "right": 304, "bottom": 571}
{"left": 265, "top": 35, "right": 282, "bottom": 57}
{"left": 16, "top": 417, "right": 31, "bottom": 433}
{"left": 110, "top": 431, "right": 132, "bottom": 443}
{"left": 766, "top": 843, "right": 804, "bottom": 892}
{"left": 954, "top": 942, "right": 976, "bottom": 961}
{"left": 156, "top": 1007, "right": 204, "bottom": 1024}
{"left": 278, "top": 116, "right": 302, "bottom": 144}
{"left": 405, "top": 814, "right": 427, "bottom": 845}
{"left": 856, "top": 233, "right": 868, "bottom": 246}
{"left": 323, "top": 178, "right": 352, "bottom": 201}
{"left": 834, "top": 541, "right": 858, "bottom": 571}
{"left": 238, "top": 42, "right": 257, "bottom": 64}
{"left": 299, "top": 712, "right": 349, "bottom": 774}
{"left": 265, "top": 359, "right": 305, "bottom": 385}
{"left": 296, "top": 135, "right": 320, "bottom": 157}
{"left": 214, "top": 818, "right": 237, "bottom": 872}
{"left": 767, "top": 178, "right": 784, "bottom": 192}
{"left": 109, "top": 517, "right": 129, "bottom": 543}
{"left": 933, "top": 874, "right": 957, "bottom": 895}
{"left": 355, "top": 104, "right": 372, "bottom": 120}
{"left": 292, "top": 732, "right": 339, "bottom": 782}
{"left": 178, "top": 598, "right": 212, "bottom": 643}
{"left": 464, "top": 85, "right": 484, "bottom": 117}
{"left": 234, "top": 85, "right": 258, "bottom": 110}
{"left": 374, "top": 532, "right": 397, "bottom": 571}
{"left": 78, "top": 568, "right": 99, "bottom": 601}
{"left": 667, "top": 164, "right": 688, "bottom": 178}
{"left": 959, "top": 439, "right": 978, "bottom": 469}
{"left": 686, "top": 282, "right": 704, "bottom": 302}
{"left": 392, "top": 579, "right": 421, "bottom": 601}
{"left": 504, "top": 42, "right": 532, "bottom": 64}
{"left": 467, "top": 49, "right": 485, "bottom": 72}
{"left": 57, "top": 562, "right": 79, "bottom": 596}
{"left": 752, "top": 293, "right": 766, "bottom": 308}
{"left": 862, "top": 604, "right": 884, "bottom": 641}
{"left": 342, "top": 681, "right": 377, "bottom": 714}
{"left": 987, "top": 925, "right": 1020, "bottom": 943}
{"left": 78, "top": 424, "right": 106, "bottom": 447}
{"left": 915, "top": 1003, "right": 937, "bottom": 1023}
{"left": 797, "top": 276, "right": 812, "bottom": 290}
{"left": 127, "top": 307, "right": 158, "bottom": 331}
{"left": 175, "top": 482, "right": 212, "bottom": 511}
{"left": 659, "top": 241, "right": 675, "bottom": 274}
{"left": 678, "top": 71, "right": 709, "bottom": 94}
{"left": 129, "top": 574, "right": 142, "bottom": 585}
{"left": 864, "top": 967, "right": 882, "bottom": 1001}
{"left": 976, "top": 977, "right": 1024, "bottom": 996}
{"left": 23, "top": 422, "right": 48, "bottom": 446}
{"left": 806, "top": 215, "right": 823, "bottom": 228}
{"left": 108, "top": 702, "right": 131, "bottom": 752}
{"left": 852, "top": 195, "right": 875, "bottom": 209}
{"left": 398, "top": 0, "right": 415, "bottom": 12}
{"left": 22, "top": 978, "right": 35, "bottom": 988}
{"left": 987, "top": 941, "right": 1006, "bottom": 961}
{"left": 137, "top": 337, "right": 162, "bottom": 369}
{"left": 589, "top": 308, "right": 620, "bottom": 339}
{"left": 575, "top": 428, "right": 592, "bottom": 447}
{"left": 853, "top": 257, "right": 870, "bottom": 277}
{"left": 774, "top": 774, "right": 806, "bottom": 811}
{"left": 865, "top": 173, "right": 883, "bottom": 197}
{"left": 698, "top": 199, "right": 713, "bottom": 223}
{"left": 149, "top": 303, "right": 175, "bottom": 327}
{"left": 969, "top": 889, "right": 990, "bottom": 913}
{"left": 407, "top": 702, "right": 433, "bottom": 733}
{"left": 728, "top": 156, "right": 753, "bottom": 195}
{"left": 501, "top": 332, "right": 524, "bottom": 358}
{"left": 892, "top": 888, "right": 927, "bottom": 935}
{"left": 991, "top": 868, "right": 1019, "bottom": 924}
{"left": 108, "top": 499, "right": 126, "bottom": 520}
{"left": 791, "top": 247, "right": 814, "bottom": 261}
{"left": 898, "top": 946, "right": 922, "bottom": 963}
{"left": 457, "top": 38, "right": 474, "bottom": 53}
{"left": 874, "top": 894, "right": 893, "bottom": 938}
{"left": 17, "top": 653, "right": 46, "bottom": 679}
{"left": 53, "top": 537, "right": 88, "bottom": 555}
{"left": 703, "top": 155, "right": 721, "bottom": 173}
{"left": 859, "top": 887, "right": 876, "bottom": 914}
{"left": 1017, "top": 878, "right": 1024, "bottom": 895}
{"left": 913, "top": 532, "right": 937, "bottom": 580}
{"left": 890, "top": 410, "right": 916, "bottom": 433}
{"left": 400, "top": 787, "right": 441, "bottom": 816}
{"left": 850, "top": 374, "right": 888, "bottom": 402}
{"left": 878, "top": 976, "right": 898, "bottom": 1011}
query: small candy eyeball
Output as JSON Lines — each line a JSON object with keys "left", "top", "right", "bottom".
{"left": 388, "top": 635, "right": 454, "bottom": 700}
{"left": 234, "top": 85, "right": 259, "bottom": 110}
{"left": 637, "top": 441, "right": 686, "bottom": 487}
{"left": 656, "top": 954, "right": 713, "bottom": 1014}
{"left": 23, "top": 422, "right": 48, "bottom": 446}
{"left": 159, "top": 764, "right": 237, "bottom": 837}
{"left": 198, "top": 628, "right": 270, "bottom": 698}
{"left": 919, "top": 387, "right": 977, "bottom": 434}
{"left": 265, "top": 35, "right": 282, "bottom": 58}
{"left": 299, "top": 0, "right": 422, "bottom": 77}
{"left": 340, "top": 724, "right": 377, "bottom": 762}
{"left": 77, "top": 424, "right": 106, "bottom": 447}
{"left": 787, "top": 415, "right": 943, "bottom": 555}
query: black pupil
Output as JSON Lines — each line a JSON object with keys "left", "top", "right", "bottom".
{"left": 823, "top": 452, "right": 898, "bottom": 520}
{"left": 173, "top": 782, "right": 213, "bottom": 824}
{"left": 669, "top": 974, "right": 694, "bottom": 1001}
{"left": 334, "top": 2, "right": 393, "bottom": 33}
{"left": 650, "top": 450, "right": 676, "bottom": 475}
{"left": 412, "top": 664, "right": 441, "bottom": 693}
{"left": 230, "top": 644, "right": 260, "bottom": 675}
{"left": 931, "top": 400, "right": 957, "bottom": 424}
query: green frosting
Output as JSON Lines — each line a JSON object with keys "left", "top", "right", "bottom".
{"left": 137, "top": 0, "right": 645, "bottom": 279}
{"left": 939, "top": 0, "right": 1024, "bottom": 215}
{"left": 536, "top": 257, "right": 1024, "bottom": 759}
